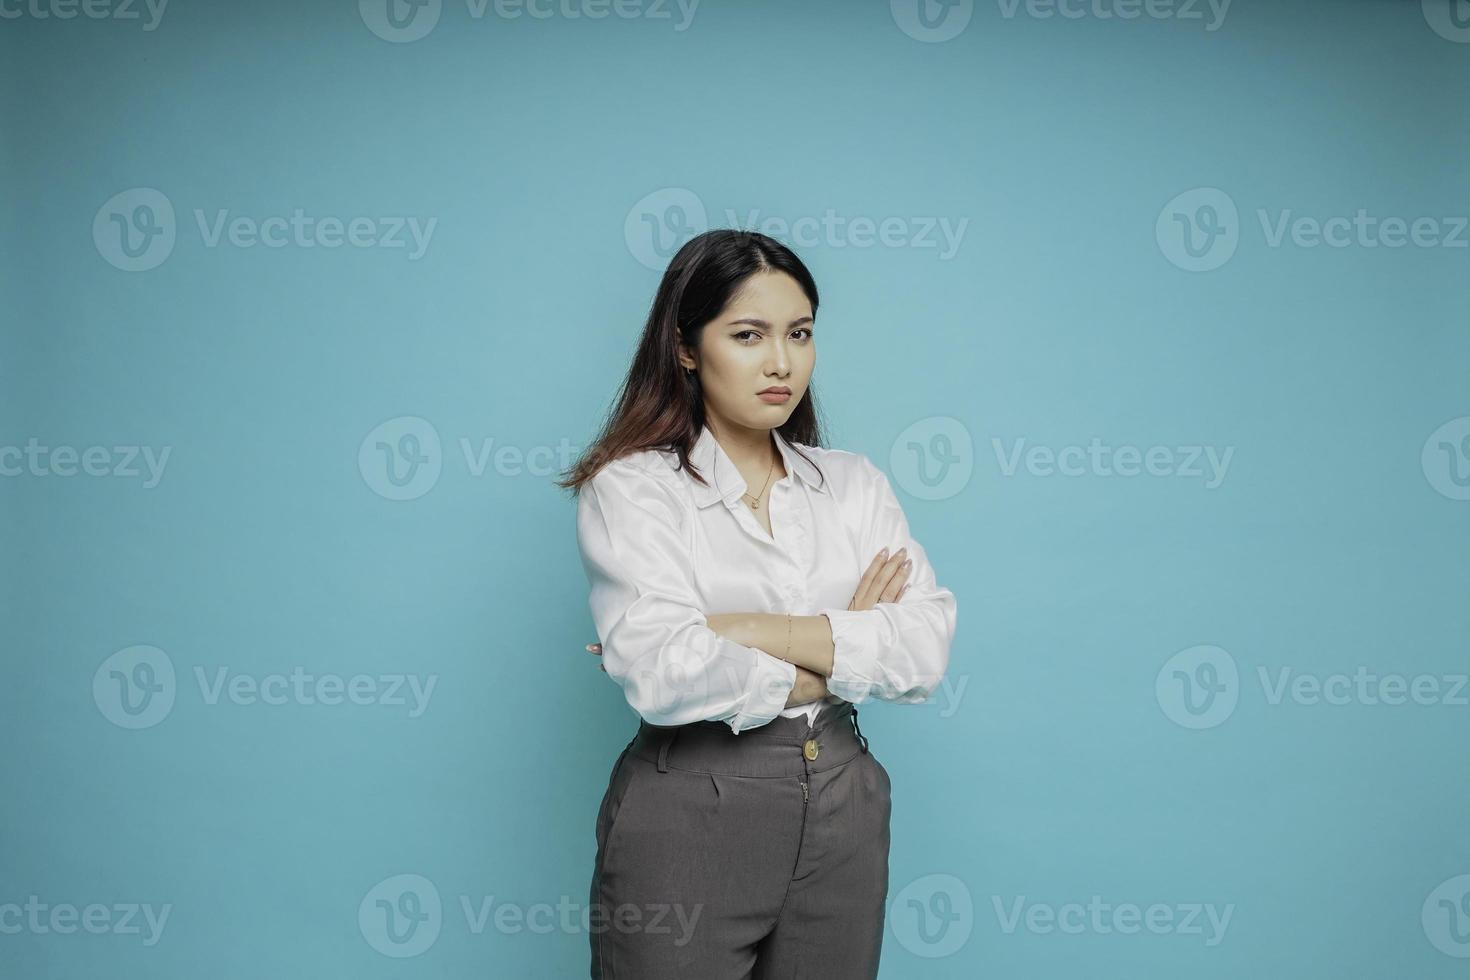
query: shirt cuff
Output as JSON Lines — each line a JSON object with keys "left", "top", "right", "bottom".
{"left": 725, "top": 649, "right": 797, "bottom": 734}
{"left": 819, "top": 608, "right": 882, "bottom": 705}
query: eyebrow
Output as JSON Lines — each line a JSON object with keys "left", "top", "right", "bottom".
{"left": 727, "top": 317, "right": 815, "bottom": 328}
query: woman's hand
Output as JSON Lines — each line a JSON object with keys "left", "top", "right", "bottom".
{"left": 848, "top": 547, "right": 911, "bottom": 611}
{"left": 786, "top": 664, "right": 829, "bottom": 707}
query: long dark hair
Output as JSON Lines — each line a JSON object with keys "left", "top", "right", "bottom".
{"left": 558, "top": 229, "right": 829, "bottom": 496}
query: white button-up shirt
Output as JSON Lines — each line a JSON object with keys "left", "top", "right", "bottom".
{"left": 576, "top": 423, "right": 957, "bottom": 733}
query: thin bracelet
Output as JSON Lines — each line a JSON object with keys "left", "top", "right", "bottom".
{"left": 783, "top": 614, "right": 792, "bottom": 663}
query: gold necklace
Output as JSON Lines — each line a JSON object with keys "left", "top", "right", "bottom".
{"left": 740, "top": 456, "right": 777, "bottom": 510}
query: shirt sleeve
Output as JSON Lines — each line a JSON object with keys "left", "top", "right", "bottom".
{"left": 576, "top": 460, "right": 797, "bottom": 733}
{"left": 817, "top": 454, "right": 957, "bottom": 705}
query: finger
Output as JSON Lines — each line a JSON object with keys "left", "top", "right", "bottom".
{"left": 879, "top": 559, "right": 912, "bottom": 603}
{"left": 586, "top": 643, "right": 602, "bottom": 654}
{"left": 853, "top": 550, "right": 887, "bottom": 600}
{"left": 853, "top": 549, "right": 895, "bottom": 607}
{"left": 869, "top": 548, "right": 908, "bottom": 597}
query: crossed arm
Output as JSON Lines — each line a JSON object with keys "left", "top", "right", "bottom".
{"left": 708, "top": 613, "right": 835, "bottom": 708}
{"left": 587, "top": 548, "right": 916, "bottom": 708}
{"left": 579, "top": 456, "right": 953, "bottom": 732}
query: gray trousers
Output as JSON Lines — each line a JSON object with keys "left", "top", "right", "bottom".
{"left": 588, "top": 701, "right": 891, "bottom": 979}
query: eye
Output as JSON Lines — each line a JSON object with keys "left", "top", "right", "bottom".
{"left": 733, "top": 328, "right": 812, "bottom": 344}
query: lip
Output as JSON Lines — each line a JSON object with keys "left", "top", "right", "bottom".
{"left": 757, "top": 388, "right": 792, "bottom": 403}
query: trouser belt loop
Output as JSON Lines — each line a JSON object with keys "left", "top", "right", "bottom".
{"left": 656, "top": 727, "right": 678, "bottom": 772}
{"left": 851, "top": 706, "right": 870, "bottom": 754}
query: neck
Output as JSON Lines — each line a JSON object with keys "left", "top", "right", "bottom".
{"left": 705, "top": 416, "right": 779, "bottom": 474}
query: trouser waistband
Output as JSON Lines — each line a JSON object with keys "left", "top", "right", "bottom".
{"left": 627, "top": 701, "right": 870, "bottom": 778}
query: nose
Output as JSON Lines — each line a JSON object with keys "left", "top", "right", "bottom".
{"left": 766, "top": 337, "right": 791, "bottom": 375}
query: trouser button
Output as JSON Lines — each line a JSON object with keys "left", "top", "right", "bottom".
{"left": 803, "top": 738, "right": 819, "bottom": 761}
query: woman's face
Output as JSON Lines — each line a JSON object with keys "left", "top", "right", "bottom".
{"left": 679, "top": 270, "right": 815, "bottom": 433}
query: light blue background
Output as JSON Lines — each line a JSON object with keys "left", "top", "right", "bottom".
{"left": 3, "top": 0, "right": 1468, "bottom": 976}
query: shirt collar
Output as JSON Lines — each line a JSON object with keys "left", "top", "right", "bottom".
{"left": 687, "top": 423, "right": 826, "bottom": 509}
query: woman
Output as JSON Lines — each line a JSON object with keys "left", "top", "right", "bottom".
{"left": 558, "top": 229, "right": 958, "bottom": 979}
